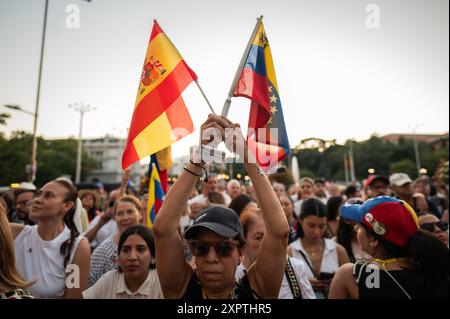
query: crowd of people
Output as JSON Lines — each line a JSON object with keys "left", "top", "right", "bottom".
{"left": 1, "top": 115, "right": 448, "bottom": 299}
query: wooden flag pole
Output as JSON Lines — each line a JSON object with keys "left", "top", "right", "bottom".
{"left": 221, "top": 15, "right": 263, "bottom": 118}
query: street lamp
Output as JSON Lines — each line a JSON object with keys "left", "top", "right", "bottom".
{"left": 3, "top": 104, "right": 38, "bottom": 182}
{"left": 409, "top": 124, "right": 423, "bottom": 175}
{"left": 68, "top": 102, "right": 96, "bottom": 184}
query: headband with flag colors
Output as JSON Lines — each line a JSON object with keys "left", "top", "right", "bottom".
{"left": 122, "top": 20, "right": 197, "bottom": 169}
{"left": 234, "top": 21, "right": 290, "bottom": 172}
{"left": 147, "top": 162, "right": 165, "bottom": 228}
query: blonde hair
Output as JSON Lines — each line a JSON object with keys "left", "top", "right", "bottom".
{"left": 114, "top": 195, "right": 143, "bottom": 215}
{"left": 0, "top": 205, "right": 32, "bottom": 292}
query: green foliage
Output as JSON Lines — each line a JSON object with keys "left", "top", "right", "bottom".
{"left": 293, "top": 135, "right": 449, "bottom": 182}
{"left": 0, "top": 113, "right": 10, "bottom": 126}
{"left": 0, "top": 132, "right": 97, "bottom": 187}
{"left": 389, "top": 159, "right": 417, "bottom": 179}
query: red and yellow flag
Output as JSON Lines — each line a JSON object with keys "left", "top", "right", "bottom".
{"left": 122, "top": 20, "right": 197, "bottom": 169}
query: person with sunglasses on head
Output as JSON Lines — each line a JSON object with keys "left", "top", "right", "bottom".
{"left": 153, "top": 115, "right": 290, "bottom": 299}
{"left": 329, "top": 196, "right": 449, "bottom": 299}
{"left": 418, "top": 213, "right": 448, "bottom": 247}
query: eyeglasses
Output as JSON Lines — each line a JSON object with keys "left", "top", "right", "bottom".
{"left": 420, "top": 221, "right": 449, "bottom": 233}
{"left": 188, "top": 240, "right": 239, "bottom": 258}
{"left": 16, "top": 200, "right": 32, "bottom": 207}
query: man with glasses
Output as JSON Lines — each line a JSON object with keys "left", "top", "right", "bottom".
{"left": 14, "top": 184, "right": 37, "bottom": 225}
{"left": 418, "top": 213, "right": 449, "bottom": 247}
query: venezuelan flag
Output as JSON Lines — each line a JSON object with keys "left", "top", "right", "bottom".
{"left": 122, "top": 21, "right": 196, "bottom": 169}
{"left": 148, "top": 147, "right": 172, "bottom": 193}
{"left": 234, "top": 22, "right": 290, "bottom": 172}
{"left": 147, "top": 162, "right": 165, "bottom": 228}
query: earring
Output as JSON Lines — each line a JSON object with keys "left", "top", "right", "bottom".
{"left": 370, "top": 242, "right": 376, "bottom": 247}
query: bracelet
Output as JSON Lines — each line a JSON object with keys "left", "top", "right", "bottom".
{"left": 184, "top": 167, "right": 202, "bottom": 178}
{"left": 188, "top": 160, "right": 209, "bottom": 183}
{"left": 189, "top": 159, "right": 204, "bottom": 168}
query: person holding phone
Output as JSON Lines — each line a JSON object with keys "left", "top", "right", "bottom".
{"left": 288, "top": 197, "right": 349, "bottom": 298}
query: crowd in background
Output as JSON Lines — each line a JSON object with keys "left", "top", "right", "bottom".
{"left": 1, "top": 161, "right": 448, "bottom": 299}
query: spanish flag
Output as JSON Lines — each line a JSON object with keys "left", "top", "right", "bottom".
{"left": 234, "top": 22, "right": 290, "bottom": 172}
{"left": 122, "top": 20, "right": 197, "bottom": 169}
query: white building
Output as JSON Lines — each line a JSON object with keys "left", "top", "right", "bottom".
{"left": 82, "top": 135, "right": 144, "bottom": 184}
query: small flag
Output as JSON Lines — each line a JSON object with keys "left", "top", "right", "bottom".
{"left": 147, "top": 163, "right": 165, "bottom": 228}
{"left": 122, "top": 20, "right": 196, "bottom": 169}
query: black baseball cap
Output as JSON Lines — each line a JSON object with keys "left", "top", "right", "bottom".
{"left": 184, "top": 206, "right": 244, "bottom": 240}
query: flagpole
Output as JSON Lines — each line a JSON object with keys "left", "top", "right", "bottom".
{"left": 153, "top": 19, "right": 216, "bottom": 115}
{"left": 195, "top": 80, "right": 216, "bottom": 114}
{"left": 221, "top": 15, "right": 264, "bottom": 117}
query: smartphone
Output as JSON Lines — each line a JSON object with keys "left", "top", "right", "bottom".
{"left": 318, "top": 272, "right": 335, "bottom": 281}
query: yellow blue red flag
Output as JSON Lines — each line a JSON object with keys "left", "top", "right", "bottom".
{"left": 234, "top": 21, "right": 290, "bottom": 172}
{"left": 147, "top": 162, "right": 165, "bottom": 228}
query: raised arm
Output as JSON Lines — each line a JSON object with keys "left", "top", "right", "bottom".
{"left": 152, "top": 115, "right": 229, "bottom": 298}
{"left": 224, "top": 122, "right": 290, "bottom": 298}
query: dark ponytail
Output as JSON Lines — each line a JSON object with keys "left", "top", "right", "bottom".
{"left": 54, "top": 180, "right": 80, "bottom": 268}
{"left": 404, "top": 230, "right": 449, "bottom": 281}
{"left": 336, "top": 218, "right": 356, "bottom": 263}
{"left": 363, "top": 224, "right": 449, "bottom": 281}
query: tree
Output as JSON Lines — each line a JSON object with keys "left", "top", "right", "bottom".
{"left": 389, "top": 159, "right": 417, "bottom": 179}
{"left": 0, "top": 113, "right": 10, "bottom": 126}
{"left": 0, "top": 132, "right": 97, "bottom": 187}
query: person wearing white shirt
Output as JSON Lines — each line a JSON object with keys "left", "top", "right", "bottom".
{"left": 11, "top": 179, "right": 91, "bottom": 299}
{"left": 83, "top": 225, "right": 163, "bottom": 299}
{"left": 288, "top": 197, "right": 349, "bottom": 299}
{"left": 238, "top": 208, "right": 315, "bottom": 299}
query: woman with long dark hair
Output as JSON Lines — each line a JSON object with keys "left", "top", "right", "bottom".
{"left": 325, "top": 196, "right": 343, "bottom": 238}
{"left": 10, "top": 179, "right": 91, "bottom": 298}
{"left": 329, "top": 196, "right": 449, "bottom": 299}
{"left": 289, "top": 197, "right": 349, "bottom": 298}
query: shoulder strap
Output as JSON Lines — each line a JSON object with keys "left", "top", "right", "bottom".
{"left": 353, "top": 261, "right": 412, "bottom": 299}
{"left": 371, "top": 262, "right": 412, "bottom": 299}
{"left": 284, "top": 258, "right": 302, "bottom": 299}
{"left": 298, "top": 250, "right": 318, "bottom": 278}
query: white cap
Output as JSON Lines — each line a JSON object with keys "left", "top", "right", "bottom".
{"left": 19, "top": 182, "right": 37, "bottom": 190}
{"left": 389, "top": 173, "right": 412, "bottom": 186}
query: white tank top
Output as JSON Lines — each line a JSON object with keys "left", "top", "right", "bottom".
{"left": 14, "top": 225, "right": 84, "bottom": 299}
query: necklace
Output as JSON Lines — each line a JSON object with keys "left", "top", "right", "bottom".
{"left": 372, "top": 257, "right": 409, "bottom": 269}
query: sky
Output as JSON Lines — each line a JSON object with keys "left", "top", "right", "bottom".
{"left": 0, "top": 0, "right": 448, "bottom": 158}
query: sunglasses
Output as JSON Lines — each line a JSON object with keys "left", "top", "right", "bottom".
{"left": 188, "top": 240, "right": 239, "bottom": 257}
{"left": 420, "top": 221, "right": 449, "bottom": 233}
